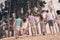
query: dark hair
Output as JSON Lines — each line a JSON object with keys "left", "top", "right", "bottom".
{"left": 40, "top": 14, "right": 43, "bottom": 20}
{"left": 22, "top": 16, "right": 26, "bottom": 22}
{"left": 23, "top": 18, "right": 26, "bottom": 22}
{"left": 46, "top": 10, "right": 49, "bottom": 13}
{"left": 16, "top": 13, "right": 20, "bottom": 18}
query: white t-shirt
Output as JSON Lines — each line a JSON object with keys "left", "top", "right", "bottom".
{"left": 46, "top": 13, "right": 54, "bottom": 20}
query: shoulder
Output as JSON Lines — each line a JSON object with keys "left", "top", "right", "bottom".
{"left": 20, "top": 18, "right": 22, "bottom": 21}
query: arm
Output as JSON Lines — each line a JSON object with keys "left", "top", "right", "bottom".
{"left": 45, "top": 14, "right": 47, "bottom": 22}
{"left": 52, "top": 14, "right": 56, "bottom": 22}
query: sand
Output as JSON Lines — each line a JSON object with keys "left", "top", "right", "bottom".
{"left": 0, "top": 33, "right": 60, "bottom": 40}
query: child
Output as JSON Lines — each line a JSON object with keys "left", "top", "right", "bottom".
{"left": 22, "top": 16, "right": 29, "bottom": 35}
{"left": 35, "top": 15, "right": 41, "bottom": 34}
{"left": 28, "top": 13, "right": 36, "bottom": 36}
{"left": 39, "top": 14, "right": 45, "bottom": 35}
{"left": 15, "top": 16, "right": 22, "bottom": 38}
{"left": 45, "top": 10, "right": 54, "bottom": 34}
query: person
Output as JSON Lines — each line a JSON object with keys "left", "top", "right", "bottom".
{"left": 45, "top": 10, "right": 54, "bottom": 34}
{"left": 56, "top": 16, "right": 60, "bottom": 32}
{"left": 22, "top": 16, "right": 29, "bottom": 35}
{"left": 35, "top": 14, "right": 41, "bottom": 34}
{"left": 39, "top": 14, "right": 45, "bottom": 35}
{"left": 15, "top": 15, "right": 22, "bottom": 38}
{"left": 28, "top": 13, "right": 36, "bottom": 36}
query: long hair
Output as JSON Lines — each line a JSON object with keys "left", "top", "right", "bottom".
{"left": 40, "top": 14, "right": 43, "bottom": 20}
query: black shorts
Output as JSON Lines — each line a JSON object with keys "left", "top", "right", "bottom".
{"left": 48, "top": 20, "right": 54, "bottom": 26}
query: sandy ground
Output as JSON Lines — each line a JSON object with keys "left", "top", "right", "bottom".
{"left": 0, "top": 33, "right": 60, "bottom": 40}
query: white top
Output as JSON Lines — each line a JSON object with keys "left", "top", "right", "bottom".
{"left": 35, "top": 16, "right": 40, "bottom": 23}
{"left": 22, "top": 18, "right": 28, "bottom": 29}
{"left": 42, "top": 12, "right": 47, "bottom": 19}
{"left": 46, "top": 13, "right": 54, "bottom": 20}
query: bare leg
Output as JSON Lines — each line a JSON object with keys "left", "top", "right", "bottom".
{"left": 58, "top": 24, "right": 60, "bottom": 32}
{"left": 15, "top": 31, "right": 19, "bottom": 39}
{"left": 15, "top": 28, "right": 20, "bottom": 39}
{"left": 50, "top": 26, "right": 54, "bottom": 34}
{"left": 32, "top": 28, "right": 36, "bottom": 36}
{"left": 42, "top": 25, "right": 45, "bottom": 35}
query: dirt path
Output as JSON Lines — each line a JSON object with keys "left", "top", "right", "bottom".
{"left": 0, "top": 33, "right": 60, "bottom": 40}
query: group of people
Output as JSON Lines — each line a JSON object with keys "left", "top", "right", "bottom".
{"left": 13, "top": 9, "right": 59, "bottom": 38}
{"left": 0, "top": 0, "right": 60, "bottom": 39}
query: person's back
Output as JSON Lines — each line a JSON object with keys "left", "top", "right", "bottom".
{"left": 28, "top": 13, "right": 36, "bottom": 36}
{"left": 45, "top": 10, "right": 54, "bottom": 34}
{"left": 28, "top": 15, "right": 35, "bottom": 23}
{"left": 15, "top": 18, "right": 22, "bottom": 26}
{"left": 46, "top": 13, "right": 54, "bottom": 21}
{"left": 15, "top": 17, "right": 22, "bottom": 39}
{"left": 22, "top": 17, "right": 29, "bottom": 35}
{"left": 39, "top": 14, "right": 45, "bottom": 35}
{"left": 40, "top": 14, "right": 44, "bottom": 21}
{"left": 22, "top": 17, "right": 28, "bottom": 28}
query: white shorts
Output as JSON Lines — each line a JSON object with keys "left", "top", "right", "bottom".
{"left": 16, "top": 26, "right": 21, "bottom": 31}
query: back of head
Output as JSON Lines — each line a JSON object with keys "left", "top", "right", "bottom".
{"left": 23, "top": 16, "right": 26, "bottom": 22}
{"left": 46, "top": 10, "right": 49, "bottom": 13}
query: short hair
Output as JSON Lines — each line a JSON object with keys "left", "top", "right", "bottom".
{"left": 46, "top": 10, "right": 49, "bottom": 13}
{"left": 23, "top": 17, "right": 26, "bottom": 22}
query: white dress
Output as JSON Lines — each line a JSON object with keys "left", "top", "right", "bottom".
{"left": 35, "top": 16, "right": 41, "bottom": 34}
